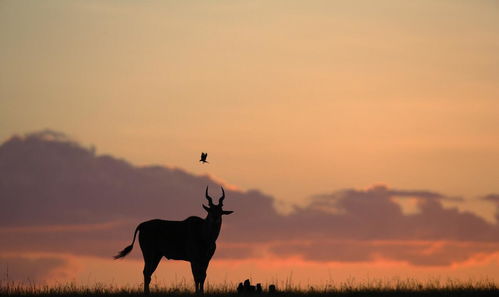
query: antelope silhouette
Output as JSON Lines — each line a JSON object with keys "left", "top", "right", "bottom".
{"left": 114, "top": 186, "right": 233, "bottom": 294}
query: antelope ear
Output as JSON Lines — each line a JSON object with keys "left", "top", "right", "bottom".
{"left": 222, "top": 210, "right": 234, "bottom": 215}
{"left": 202, "top": 204, "right": 210, "bottom": 212}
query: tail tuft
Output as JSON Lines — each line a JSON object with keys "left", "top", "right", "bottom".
{"left": 114, "top": 224, "right": 140, "bottom": 259}
{"left": 114, "top": 245, "right": 133, "bottom": 259}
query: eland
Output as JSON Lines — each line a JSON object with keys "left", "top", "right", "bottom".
{"left": 114, "top": 186, "right": 233, "bottom": 294}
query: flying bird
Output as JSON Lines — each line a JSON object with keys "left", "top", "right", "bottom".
{"left": 200, "top": 152, "right": 209, "bottom": 163}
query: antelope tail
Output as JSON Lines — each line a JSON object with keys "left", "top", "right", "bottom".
{"left": 114, "top": 225, "right": 140, "bottom": 259}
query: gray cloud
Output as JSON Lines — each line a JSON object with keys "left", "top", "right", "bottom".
{"left": 483, "top": 194, "right": 499, "bottom": 222}
{"left": 484, "top": 194, "right": 499, "bottom": 204}
{"left": 1, "top": 131, "right": 498, "bottom": 267}
{"left": 0, "top": 256, "right": 68, "bottom": 282}
{"left": 222, "top": 185, "right": 497, "bottom": 243}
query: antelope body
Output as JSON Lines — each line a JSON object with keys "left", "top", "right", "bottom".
{"left": 114, "top": 186, "right": 233, "bottom": 294}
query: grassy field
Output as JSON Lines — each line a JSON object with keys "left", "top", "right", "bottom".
{"left": 1, "top": 279, "right": 498, "bottom": 297}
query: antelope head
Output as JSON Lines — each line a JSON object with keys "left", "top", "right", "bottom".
{"left": 203, "top": 186, "right": 234, "bottom": 220}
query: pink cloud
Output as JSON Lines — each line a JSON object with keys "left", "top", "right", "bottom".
{"left": 269, "top": 240, "right": 499, "bottom": 266}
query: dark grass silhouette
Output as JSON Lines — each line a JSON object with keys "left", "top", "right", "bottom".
{"left": 1, "top": 279, "right": 498, "bottom": 297}
{"left": 114, "top": 187, "right": 233, "bottom": 294}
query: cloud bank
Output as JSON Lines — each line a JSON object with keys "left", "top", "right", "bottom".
{"left": 0, "top": 255, "right": 69, "bottom": 282}
{"left": 1, "top": 131, "right": 498, "bottom": 269}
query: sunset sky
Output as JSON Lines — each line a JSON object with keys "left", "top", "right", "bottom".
{"left": 1, "top": 0, "right": 499, "bottom": 288}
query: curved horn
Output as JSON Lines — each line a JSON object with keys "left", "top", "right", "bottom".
{"left": 218, "top": 186, "right": 225, "bottom": 205}
{"left": 205, "top": 186, "right": 214, "bottom": 206}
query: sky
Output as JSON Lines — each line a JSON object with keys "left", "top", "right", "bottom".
{"left": 1, "top": 0, "right": 499, "bottom": 289}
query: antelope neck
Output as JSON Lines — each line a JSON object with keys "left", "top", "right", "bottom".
{"left": 205, "top": 215, "right": 222, "bottom": 241}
